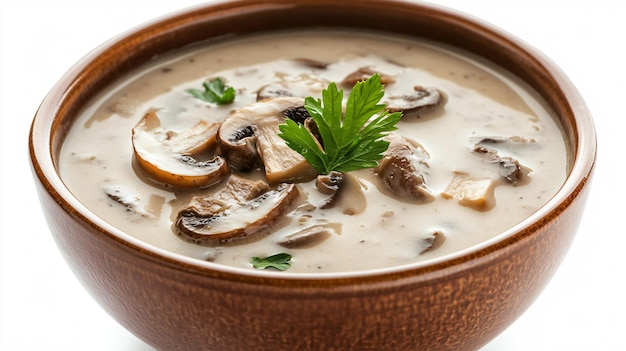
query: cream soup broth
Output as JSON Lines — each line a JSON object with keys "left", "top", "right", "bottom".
{"left": 59, "top": 31, "right": 567, "bottom": 273}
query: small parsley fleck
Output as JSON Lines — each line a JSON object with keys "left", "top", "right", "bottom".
{"left": 186, "top": 77, "right": 236, "bottom": 105}
{"left": 251, "top": 253, "right": 292, "bottom": 271}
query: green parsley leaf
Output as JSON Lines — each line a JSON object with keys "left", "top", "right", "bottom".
{"left": 251, "top": 253, "right": 292, "bottom": 271}
{"left": 278, "top": 74, "right": 402, "bottom": 174}
{"left": 186, "top": 78, "right": 236, "bottom": 105}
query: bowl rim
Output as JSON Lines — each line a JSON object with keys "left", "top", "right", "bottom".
{"left": 29, "top": 0, "right": 597, "bottom": 285}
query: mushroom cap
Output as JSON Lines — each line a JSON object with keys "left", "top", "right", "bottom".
{"left": 385, "top": 86, "right": 444, "bottom": 118}
{"left": 375, "top": 134, "right": 435, "bottom": 203}
{"left": 256, "top": 83, "right": 295, "bottom": 101}
{"left": 175, "top": 175, "right": 301, "bottom": 243}
{"left": 132, "top": 111, "right": 229, "bottom": 188}
{"left": 340, "top": 67, "right": 396, "bottom": 88}
{"left": 471, "top": 136, "right": 534, "bottom": 185}
{"left": 314, "top": 171, "right": 367, "bottom": 215}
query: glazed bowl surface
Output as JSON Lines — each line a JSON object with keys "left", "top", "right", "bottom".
{"left": 29, "top": 1, "right": 596, "bottom": 350}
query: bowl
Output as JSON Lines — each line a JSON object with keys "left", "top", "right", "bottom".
{"left": 28, "top": 1, "right": 596, "bottom": 350}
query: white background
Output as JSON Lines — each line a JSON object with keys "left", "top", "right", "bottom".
{"left": 1, "top": 1, "right": 623, "bottom": 350}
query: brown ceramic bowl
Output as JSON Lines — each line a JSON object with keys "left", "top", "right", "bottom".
{"left": 29, "top": 1, "right": 596, "bottom": 350}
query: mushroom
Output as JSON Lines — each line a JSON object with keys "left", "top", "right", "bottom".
{"left": 384, "top": 86, "right": 443, "bottom": 118}
{"left": 316, "top": 171, "right": 343, "bottom": 196}
{"left": 175, "top": 175, "right": 300, "bottom": 244}
{"left": 441, "top": 172, "right": 496, "bottom": 211}
{"left": 256, "top": 78, "right": 329, "bottom": 102}
{"left": 471, "top": 136, "right": 534, "bottom": 185}
{"left": 103, "top": 184, "right": 164, "bottom": 218}
{"left": 132, "top": 111, "right": 229, "bottom": 188}
{"left": 472, "top": 145, "right": 532, "bottom": 185}
{"left": 216, "top": 96, "right": 318, "bottom": 183}
{"left": 374, "top": 134, "right": 435, "bottom": 203}
{"left": 256, "top": 83, "right": 294, "bottom": 101}
{"left": 340, "top": 67, "right": 396, "bottom": 88}
{"left": 471, "top": 135, "right": 536, "bottom": 147}
{"left": 294, "top": 57, "right": 330, "bottom": 69}
{"left": 277, "top": 225, "right": 333, "bottom": 249}
{"left": 419, "top": 230, "right": 446, "bottom": 254}
{"left": 315, "top": 171, "right": 367, "bottom": 215}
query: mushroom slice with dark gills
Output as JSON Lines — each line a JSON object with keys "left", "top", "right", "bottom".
{"left": 470, "top": 136, "right": 534, "bottom": 185}
{"left": 217, "top": 96, "right": 318, "bottom": 183}
{"left": 340, "top": 67, "right": 396, "bottom": 89}
{"left": 256, "top": 78, "right": 329, "bottom": 102}
{"left": 341, "top": 59, "right": 443, "bottom": 118}
{"left": 384, "top": 86, "right": 444, "bottom": 118}
{"left": 256, "top": 83, "right": 294, "bottom": 101}
{"left": 132, "top": 111, "right": 229, "bottom": 188}
{"left": 103, "top": 184, "right": 165, "bottom": 219}
{"left": 175, "top": 175, "right": 300, "bottom": 244}
{"left": 419, "top": 230, "right": 446, "bottom": 254}
{"left": 314, "top": 171, "right": 366, "bottom": 215}
{"left": 471, "top": 135, "right": 537, "bottom": 147}
{"left": 472, "top": 145, "right": 532, "bottom": 185}
{"left": 374, "top": 134, "right": 435, "bottom": 203}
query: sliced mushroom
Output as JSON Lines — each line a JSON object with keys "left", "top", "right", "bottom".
{"left": 256, "top": 78, "right": 328, "bottom": 102}
{"left": 294, "top": 57, "right": 329, "bottom": 69}
{"left": 103, "top": 184, "right": 163, "bottom": 218}
{"left": 282, "top": 105, "right": 312, "bottom": 124}
{"left": 166, "top": 119, "right": 221, "bottom": 156}
{"left": 132, "top": 111, "right": 229, "bottom": 188}
{"left": 256, "top": 83, "right": 295, "bottom": 101}
{"left": 175, "top": 175, "right": 300, "bottom": 244}
{"left": 472, "top": 145, "right": 532, "bottom": 185}
{"left": 385, "top": 86, "right": 443, "bottom": 118}
{"left": 469, "top": 136, "right": 534, "bottom": 185}
{"left": 471, "top": 135, "right": 537, "bottom": 147}
{"left": 316, "top": 171, "right": 343, "bottom": 196}
{"left": 314, "top": 171, "right": 367, "bottom": 215}
{"left": 277, "top": 225, "right": 332, "bottom": 249}
{"left": 441, "top": 172, "right": 496, "bottom": 211}
{"left": 216, "top": 97, "right": 318, "bottom": 183}
{"left": 419, "top": 230, "right": 446, "bottom": 254}
{"left": 340, "top": 67, "right": 396, "bottom": 88}
{"left": 374, "top": 134, "right": 435, "bottom": 203}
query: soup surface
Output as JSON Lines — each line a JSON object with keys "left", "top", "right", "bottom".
{"left": 59, "top": 30, "right": 567, "bottom": 273}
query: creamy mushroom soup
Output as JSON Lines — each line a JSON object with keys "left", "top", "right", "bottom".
{"left": 59, "top": 30, "right": 567, "bottom": 273}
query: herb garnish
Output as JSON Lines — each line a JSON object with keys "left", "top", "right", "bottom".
{"left": 278, "top": 74, "right": 402, "bottom": 174}
{"left": 187, "top": 77, "right": 236, "bottom": 105}
{"left": 251, "top": 253, "right": 292, "bottom": 271}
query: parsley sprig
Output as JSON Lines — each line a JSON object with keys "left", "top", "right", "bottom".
{"left": 251, "top": 253, "right": 292, "bottom": 271}
{"left": 187, "top": 78, "right": 236, "bottom": 105}
{"left": 278, "top": 74, "right": 402, "bottom": 174}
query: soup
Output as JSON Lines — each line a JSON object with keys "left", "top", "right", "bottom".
{"left": 59, "top": 30, "right": 567, "bottom": 273}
